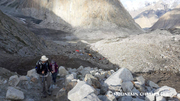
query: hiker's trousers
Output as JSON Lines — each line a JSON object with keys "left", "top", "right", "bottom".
{"left": 39, "top": 72, "right": 51, "bottom": 95}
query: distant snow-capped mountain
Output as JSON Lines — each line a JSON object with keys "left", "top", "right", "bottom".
{"left": 120, "top": 0, "right": 180, "bottom": 29}
{"left": 121, "top": 0, "right": 180, "bottom": 11}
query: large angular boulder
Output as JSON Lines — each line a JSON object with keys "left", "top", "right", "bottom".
{"left": 155, "top": 86, "right": 177, "bottom": 98}
{"left": 27, "top": 69, "right": 39, "bottom": 79}
{"left": 104, "top": 68, "right": 133, "bottom": 86}
{"left": 59, "top": 66, "right": 69, "bottom": 76}
{"left": 9, "top": 75, "right": 20, "bottom": 87}
{"left": 6, "top": 87, "right": 24, "bottom": 100}
{"left": 68, "top": 81, "right": 96, "bottom": 101}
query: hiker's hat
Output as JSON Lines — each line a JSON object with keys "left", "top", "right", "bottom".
{"left": 40, "top": 55, "right": 48, "bottom": 61}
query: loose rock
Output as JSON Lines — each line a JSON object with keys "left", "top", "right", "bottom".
{"left": 56, "top": 88, "right": 66, "bottom": 98}
{"left": 121, "top": 81, "right": 134, "bottom": 92}
{"left": 148, "top": 80, "right": 159, "bottom": 89}
{"left": 84, "top": 74, "right": 101, "bottom": 88}
{"left": 155, "top": 86, "right": 177, "bottom": 98}
{"left": 6, "top": 87, "right": 24, "bottom": 100}
{"left": 105, "top": 91, "right": 117, "bottom": 101}
{"left": 68, "top": 81, "right": 96, "bottom": 101}
{"left": 104, "top": 68, "right": 133, "bottom": 87}
{"left": 59, "top": 66, "right": 69, "bottom": 76}
{"left": 136, "top": 76, "right": 145, "bottom": 85}
{"left": 81, "top": 93, "right": 100, "bottom": 101}
{"left": 9, "top": 75, "right": 20, "bottom": 87}
{"left": 27, "top": 69, "right": 39, "bottom": 79}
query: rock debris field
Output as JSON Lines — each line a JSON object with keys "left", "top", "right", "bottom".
{"left": 0, "top": 66, "right": 180, "bottom": 101}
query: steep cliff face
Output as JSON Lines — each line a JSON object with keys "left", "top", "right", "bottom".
{"left": 0, "top": 0, "right": 143, "bottom": 34}
{"left": 0, "top": 10, "right": 48, "bottom": 56}
{"left": 151, "top": 5, "right": 180, "bottom": 29}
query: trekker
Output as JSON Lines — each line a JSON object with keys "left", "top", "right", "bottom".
{"left": 50, "top": 60, "right": 58, "bottom": 84}
{"left": 36, "top": 55, "right": 53, "bottom": 98}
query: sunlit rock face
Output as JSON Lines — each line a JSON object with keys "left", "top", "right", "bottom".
{"left": 0, "top": 0, "right": 142, "bottom": 31}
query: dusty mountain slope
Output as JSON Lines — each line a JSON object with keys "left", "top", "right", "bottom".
{"left": 91, "top": 29, "right": 180, "bottom": 73}
{"left": 0, "top": 0, "right": 143, "bottom": 40}
{"left": 151, "top": 5, "right": 180, "bottom": 29}
{"left": 0, "top": 10, "right": 60, "bottom": 58}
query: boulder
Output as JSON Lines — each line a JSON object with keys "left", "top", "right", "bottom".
{"left": 104, "top": 68, "right": 133, "bottom": 87}
{"left": 6, "top": 87, "right": 24, "bottom": 100}
{"left": 84, "top": 74, "right": 101, "bottom": 88}
{"left": 105, "top": 91, "right": 117, "bottom": 101}
{"left": 3, "top": 80, "right": 7, "bottom": 84}
{"left": 9, "top": 75, "right": 20, "bottom": 87}
{"left": 145, "top": 94, "right": 155, "bottom": 101}
{"left": 145, "top": 86, "right": 152, "bottom": 92}
{"left": 68, "top": 81, "right": 96, "bottom": 101}
{"left": 80, "top": 67, "right": 92, "bottom": 77}
{"left": 31, "top": 77, "right": 38, "bottom": 83}
{"left": 95, "top": 89, "right": 101, "bottom": 95}
{"left": 27, "top": 69, "right": 39, "bottom": 79}
{"left": 19, "top": 76, "right": 29, "bottom": 81}
{"left": 94, "top": 72, "right": 106, "bottom": 80}
{"left": 77, "top": 66, "right": 84, "bottom": 72}
{"left": 136, "top": 76, "right": 145, "bottom": 85}
{"left": 90, "top": 70, "right": 97, "bottom": 76}
{"left": 59, "top": 66, "right": 69, "bottom": 76}
{"left": 147, "top": 80, "right": 159, "bottom": 89}
{"left": 156, "top": 95, "right": 166, "bottom": 101}
{"left": 134, "top": 82, "right": 146, "bottom": 92}
{"left": 177, "top": 93, "right": 180, "bottom": 99}
{"left": 98, "top": 95, "right": 107, "bottom": 101}
{"left": 81, "top": 93, "right": 100, "bottom": 101}
{"left": 66, "top": 79, "right": 78, "bottom": 92}
{"left": 68, "top": 68, "right": 77, "bottom": 73}
{"left": 65, "top": 73, "right": 77, "bottom": 84}
{"left": 155, "top": 86, "right": 177, "bottom": 98}
{"left": 100, "top": 84, "right": 108, "bottom": 95}
{"left": 121, "top": 81, "right": 134, "bottom": 92}
{"left": 56, "top": 88, "right": 66, "bottom": 98}
{"left": 118, "top": 96, "right": 132, "bottom": 101}
{"left": 131, "top": 88, "right": 140, "bottom": 95}
{"left": 108, "top": 85, "right": 122, "bottom": 92}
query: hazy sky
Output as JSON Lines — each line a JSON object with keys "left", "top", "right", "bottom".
{"left": 120, "top": 0, "right": 159, "bottom": 10}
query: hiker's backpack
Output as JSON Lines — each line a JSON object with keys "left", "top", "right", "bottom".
{"left": 35, "top": 60, "right": 49, "bottom": 73}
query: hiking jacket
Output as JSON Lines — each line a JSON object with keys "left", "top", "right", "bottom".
{"left": 36, "top": 60, "right": 52, "bottom": 75}
{"left": 50, "top": 62, "right": 58, "bottom": 73}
